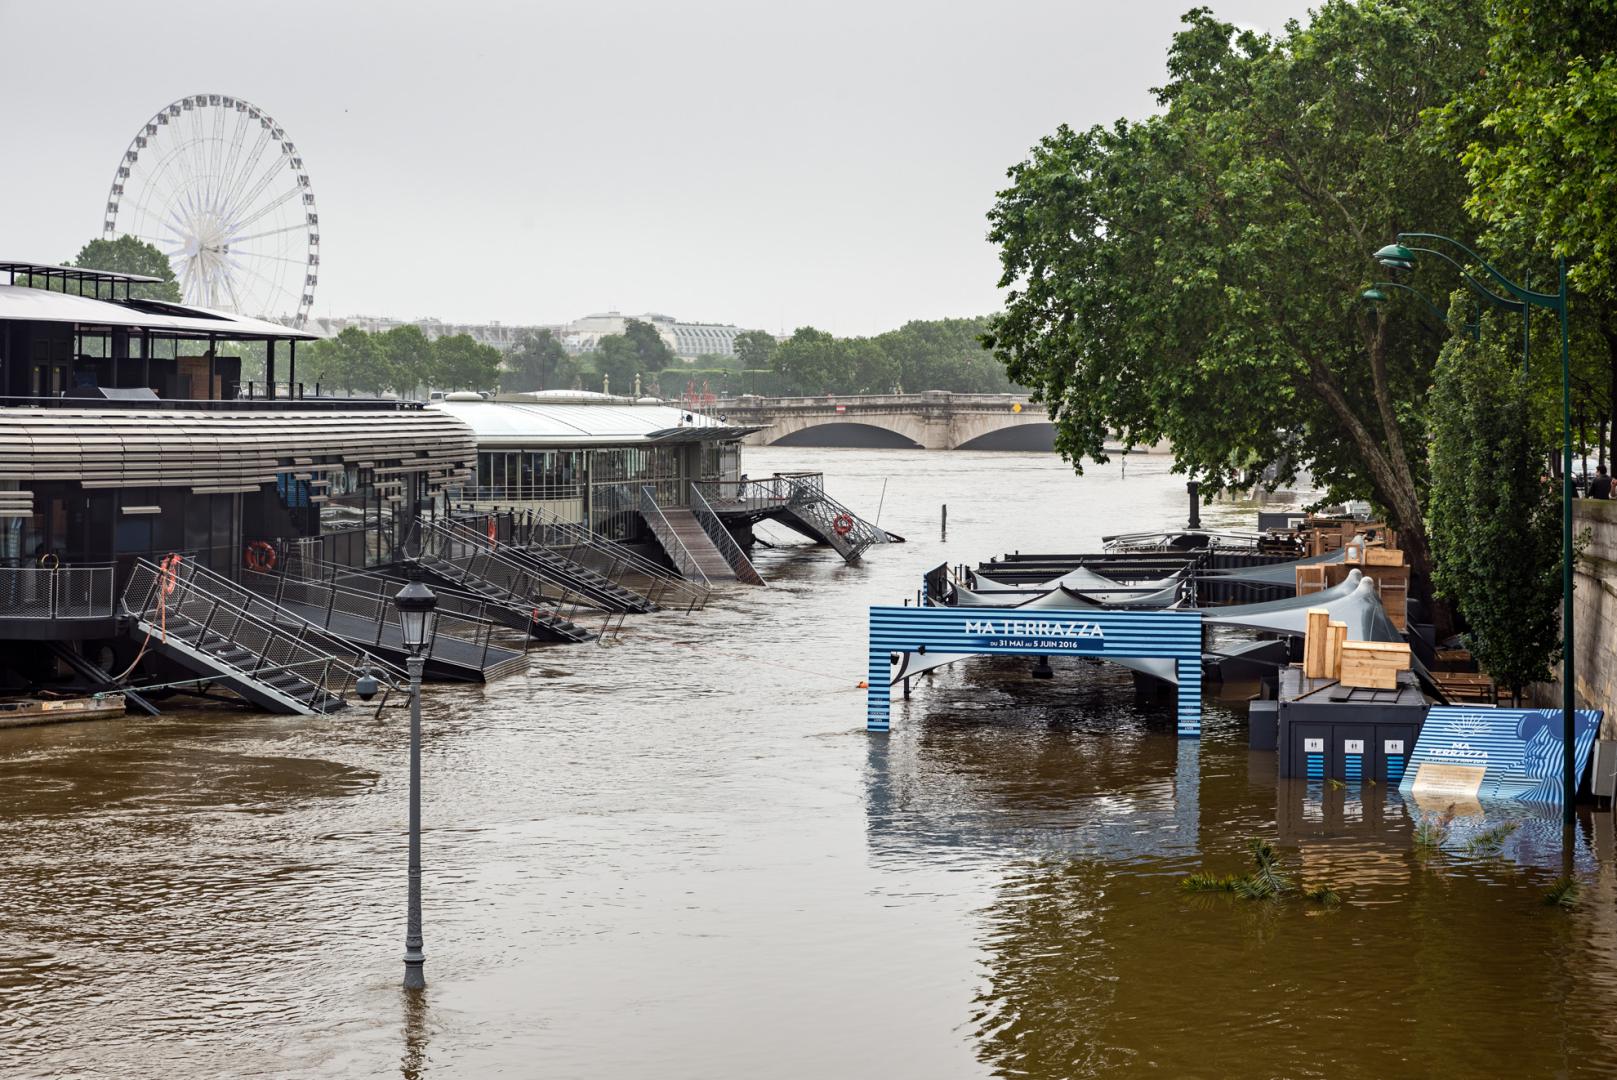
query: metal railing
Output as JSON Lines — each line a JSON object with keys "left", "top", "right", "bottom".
{"left": 456, "top": 509, "right": 660, "bottom": 611}
{"left": 122, "top": 558, "right": 399, "bottom": 712}
{"left": 692, "top": 473, "right": 887, "bottom": 560}
{"left": 689, "top": 485, "right": 766, "bottom": 586}
{"left": 241, "top": 567, "right": 510, "bottom": 670}
{"left": 0, "top": 564, "right": 115, "bottom": 620}
{"left": 506, "top": 507, "right": 710, "bottom": 613}
{"left": 638, "top": 487, "right": 713, "bottom": 589}
{"left": 406, "top": 519, "right": 618, "bottom": 640}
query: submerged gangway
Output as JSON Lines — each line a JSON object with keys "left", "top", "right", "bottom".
{"left": 446, "top": 514, "right": 657, "bottom": 614}
{"left": 405, "top": 520, "right": 611, "bottom": 642}
{"left": 695, "top": 473, "right": 890, "bottom": 564}
{"left": 500, "top": 506, "right": 712, "bottom": 613}
{"left": 241, "top": 566, "right": 528, "bottom": 682}
{"left": 121, "top": 558, "right": 398, "bottom": 715}
{"left": 640, "top": 487, "right": 763, "bottom": 585}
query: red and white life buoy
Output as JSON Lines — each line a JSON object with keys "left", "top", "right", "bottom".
{"left": 832, "top": 513, "right": 855, "bottom": 537}
{"left": 244, "top": 541, "right": 277, "bottom": 572}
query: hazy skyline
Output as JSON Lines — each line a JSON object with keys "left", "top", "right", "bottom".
{"left": 3, "top": 0, "right": 1313, "bottom": 337}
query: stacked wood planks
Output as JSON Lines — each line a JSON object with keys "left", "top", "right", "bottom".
{"left": 1338, "top": 640, "right": 1412, "bottom": 690}
{"left": 1303, "top": 608, "right": 1349, "bottom": 680}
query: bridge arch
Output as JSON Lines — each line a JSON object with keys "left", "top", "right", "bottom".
{"left": 770, "top": 421, "right": 925, "bottom": 449}
{"left": 955, "top": 422, "right": 1057, "bottom": 452}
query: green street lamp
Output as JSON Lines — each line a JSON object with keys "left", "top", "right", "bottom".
{"left": 1360, "top": 281, "right": 1480, "bottom": 340}
{"left": 1372, "top": 232, "right": 1577, "bottom": 821}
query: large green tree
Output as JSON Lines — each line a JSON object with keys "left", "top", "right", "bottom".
{"left": 592, "top": 334, "right": 644, "bottom": 394}
{"left": 733, "top": 329, "right": 778, "bottom": 372}
{"left": 381, "top": 324, "right": 433, "bottom": 395}
{"left": 1428, "top": 310, "right": 1563, "bottom": 701}
{"left": 430, "top": 333, "right": 501, "bottom": 392}
{"left": 875, "top": 316, "right": 1014, "bottom": 393}
{"left": 504, "top": 328, "right": 577, "bottom": 392}
{"left": 1438, "top": 0, "right": 1617, "bottom": 463}
{"left": 72, "top": 236, "right": 182, "bottom": 301}
{"left": 772, "top": 327, "right": 851, "bottom": 394}
{"left": 302, "top": 327, "right": 394, "bottom": 395}
{"left": 985, "top": 2, "right": 1485, "bottom": 606}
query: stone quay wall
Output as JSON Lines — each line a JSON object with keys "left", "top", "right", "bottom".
{"left": 1538, "top": 499, "right": 1617, "bottom": 730}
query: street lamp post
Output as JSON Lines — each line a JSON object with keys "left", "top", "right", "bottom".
{"left": 394, "top": 568, "right": 438, "bottom": 989}
{"left": 1372, "top": 234, "right": 1577, "bottom": 820}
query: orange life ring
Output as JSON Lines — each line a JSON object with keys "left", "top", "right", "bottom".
{"left": 832, "top": 513, "right": 855, "bottom": 537}
{"left": 244, "top": 541, "right": 277, "bottom": 572}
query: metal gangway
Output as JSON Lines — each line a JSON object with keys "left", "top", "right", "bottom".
{"left": 505, "top": 506, "right": 712, "bottom": 612}
{"left": 695, "top": 472, "right": 889, "bottom": 563}
{"left": 122, "top": 557, "right": 399, "bottom": 715}
{"left": 405, "top": 519, "right": 619, "bottom": 642}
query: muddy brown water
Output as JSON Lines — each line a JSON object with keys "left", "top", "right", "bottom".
{"left": 2, "top": 447, "right": 1615, "bottom": 1079}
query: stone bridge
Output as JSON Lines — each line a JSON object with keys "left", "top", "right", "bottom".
{"left": 714, "top": 391, "right": 1062, "bottom": 451}
{"left": 714, "top": 391, "right": 1166, "bottom": 452}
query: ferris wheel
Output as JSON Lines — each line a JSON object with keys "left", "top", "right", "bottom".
{"left": 102, "top": 93, "right": 319, "bottom": 327}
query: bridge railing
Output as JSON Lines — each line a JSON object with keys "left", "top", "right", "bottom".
{"left": 713, "top": 391, "right": 1027, "bottom": 411}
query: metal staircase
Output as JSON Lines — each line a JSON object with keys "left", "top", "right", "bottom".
{"left": 508, "top": 507, "right": 711, "bottom": 613}
{"left": 695, "top": 474, "right": 887, "bottom": 564}
{"left": 405, "top": 520, "right": 604, "bottom": 643}
{"left": 122, "top": 558, "right": 396, "bottom": 716}
{"left": 448, "top": 515, "right": 656, "bottom": 614}
{"left": 640, "top": 488, "right": 764, "bottom": 586}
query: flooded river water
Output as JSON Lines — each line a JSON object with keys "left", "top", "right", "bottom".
{"left": 3, "top": 446, "right": 1617, "bottom": 1078}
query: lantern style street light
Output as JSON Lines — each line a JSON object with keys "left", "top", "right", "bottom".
{"left": 1371, "top": 233, "right": 1577, "bottom": 821}
{"left": 393, "top": 567, "right": 438, "bottom": 989}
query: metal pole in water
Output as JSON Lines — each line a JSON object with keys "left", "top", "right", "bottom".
{"left": 875, "top": 478, "right": 888, "bottom": 530}
{"left": 941, "top": 504, "right": 947, "bottom": 542}
{"left": 404, "top": 652, "right": 426, "bottom": 989}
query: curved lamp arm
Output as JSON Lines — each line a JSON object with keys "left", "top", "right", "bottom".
{"left": 1364, "top": 281, "right": 1482, "bottom": 340}
{"left": 1399, "top": 245, "right": 1524, "bottom": 314}
{"left": 1397, "top": 233, "right": 1561, "bottom": 312}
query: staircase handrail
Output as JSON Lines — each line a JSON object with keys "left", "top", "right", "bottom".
{"left": 408, "top": 519, "right": 612, "bottom": 637}
{"left": 778, "top": 475, "right": 887, "bottom": 555}
{"left": 243, "top": 567, "right": 503, "bottom": 671}
{"left": 514, "top": 507, "right": 710, "bottom": 612}
{"left": 638, "top": 487, "right": 713, "bottom": 588}
{"left": 122, "top": 558, "right": 401, "bottom": 710}
{"left": 689, "top": 485, "right": 767, "bottom": 586}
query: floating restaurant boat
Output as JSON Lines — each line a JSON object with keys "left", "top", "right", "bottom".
{"left": 0, "top": 261, "right": 497, "bottom": 712}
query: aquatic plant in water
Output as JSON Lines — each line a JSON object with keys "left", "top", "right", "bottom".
{"left": 1412, "top": 812, "right": 1453, "bottom": 853}
{"left": 1460, "top": 821, "right": 1520, "bottom": 858}
{"left": 1544, "top": 877, "right": 1580, "bottom": 910}
{"left": 1179, "top": 839, "right": 1337, "bottom": 906}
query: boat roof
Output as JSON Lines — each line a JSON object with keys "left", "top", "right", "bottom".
{"left": 0, "top": 259, "right": 164, "bottom": 284}
{"left": 0, "top": 283, "right": 317, "bottom": 340}
{"left": 428, "top": 395, "right": 759, "bottom": 448}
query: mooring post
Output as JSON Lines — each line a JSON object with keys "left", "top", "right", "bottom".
{"left": 903, "top": 677, "right": 911, "bottom": 699}
{"left": 1187, "top": 480, "right": 1202, "bottom": 529}
{"left": 1031, "top": 655, "right": 1054, "bottom": 679}
{"left": 941, "top": 504, "right": 948, "bottom": 541}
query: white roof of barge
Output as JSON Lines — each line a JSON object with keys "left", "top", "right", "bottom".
{"left": 0, "top": 284, "right": 318, "bottom": 339}
{"left": 428, "top": 393, "right": 758, "bottom": 447}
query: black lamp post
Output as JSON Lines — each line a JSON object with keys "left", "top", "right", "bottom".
{"left": 394, "top": 568, "right": 437, "bottom": 990}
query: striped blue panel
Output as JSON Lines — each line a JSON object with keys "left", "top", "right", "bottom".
{"left": 1385, "top": 755, "right": 1404, "bottom": 782}
{"left": 867, "top": 605, "right": 1203, "bottom": 734}
{"left": 1344, "top": 754, "right": 1362, "bottom": 781}
{"left": 1305, "top": 752, "right": 1324, "bottom": 779}
{"left": 1398, "top": 707, "right": 1604, "bottom": 806}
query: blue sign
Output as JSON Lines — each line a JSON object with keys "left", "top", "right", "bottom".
{"left": 1398, "top": 707, "right": 1603, "bottom": 806}
{"left": 866, "top": 605, "right": 1204, "bottom": 736}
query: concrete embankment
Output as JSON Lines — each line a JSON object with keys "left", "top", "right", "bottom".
{"left": 1540, "top": 498, "right": 1617, "bottom": 727}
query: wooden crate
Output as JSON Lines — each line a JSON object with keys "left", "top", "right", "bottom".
{"left": 1303, "top": 608, "right": 1331, "bottom": 678}
{"left": 1341, "top": 640, "right": 1411, "bottom": 669}
{"left": 1340, "top": 657, "right": 1399, "bottom": 690}
{"left": 1296, "top": 564, "right": 1328, "bottom": 596}
{"left": 1326, "top": 621, "right": 1347, "bottom": 680}
{"left": 1364, "top": 546, "right": 1405, "bottom": 567}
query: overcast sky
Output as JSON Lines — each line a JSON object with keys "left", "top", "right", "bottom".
{"left": 2, "top": 0, "right": 1312, "bottom": 337}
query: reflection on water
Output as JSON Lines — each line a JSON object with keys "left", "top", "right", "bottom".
{"left": 1, "top": 448, "right": 1615, "bottom": 1078}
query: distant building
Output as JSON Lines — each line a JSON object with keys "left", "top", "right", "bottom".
{"left": 559, "top": 311, "right": 755, "bottom": 361}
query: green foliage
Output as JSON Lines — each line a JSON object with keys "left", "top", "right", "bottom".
{"left": 1181, "top": 838, "right": 1339, "bottom": 906}
{"left": 733, "top": 329, "right": 778, "bottom": 371}
{"left": 984, "top": 1, "right": 1487, "bottom": 586}
{"left": 302, "top": 327, "right": 392, "bottom": 394}
{"left": 1413, "top": 812, "right": 1452, "bottom": 853}
{"left": 430, "top": 333, "right": 502, "bottom": 392}
{"left": 1544, "top": 876, "right": 1581, "bottom": 909}
{"left": 505, "top": 328, "right": 578, "bottom": 393}
{"left": 1439, "top": 0, "right": 1617, "bottom": 302}
{"left": 592, "top": 335, "right": 643, "bottom": 395}
{"left": 772, "top": 327, "right": 849, "bottom": 394}
{"left": 874, "top": 316, "right": 1013, "bottom": 393}
{"left": 1427, "top": 311, "right": 1563, "bottom": 699}
{"left": 381, "top": 325, "right": 432, "bottom": 395}
{"left": 1460, "top": 821, "right": 1521, "bottom": 858}
{"left": 13, "top": 237, "right": 183, "bottom": 301}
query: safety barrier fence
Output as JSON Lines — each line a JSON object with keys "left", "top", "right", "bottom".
{"left": 0, "top": 564, "right": 115, "bottom": 620}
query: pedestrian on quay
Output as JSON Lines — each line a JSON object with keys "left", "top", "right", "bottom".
{"left": 1591, "top": 464, "right": 1613, "bottom": 500}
